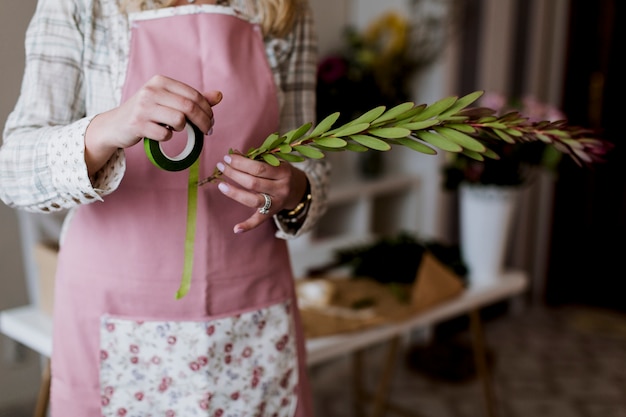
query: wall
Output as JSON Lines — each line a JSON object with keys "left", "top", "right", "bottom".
{"left": 0, "top": 0, "right": 42, "bottom": 409}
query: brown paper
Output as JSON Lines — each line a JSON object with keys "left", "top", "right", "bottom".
{"left": 298, "top": 252, "right": 465, "bottom": 339}
{"left": 411, "top": 252, "right": 465, "bottom": 312}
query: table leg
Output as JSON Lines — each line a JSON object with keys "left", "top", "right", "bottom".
{"left": 352, "top": 350, "right": 366, "bottom": 417}
{"left": 370, "top": 336, "right": 400, "bottom": 417}
{"left": 33, "top": 358, "right": 51, "bottom": 417}
{"left": 469, "top": 309, "right": 498, "bottom": 417}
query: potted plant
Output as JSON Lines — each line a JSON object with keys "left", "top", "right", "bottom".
{"left": 441, "top": 92, "right": 579, "bottom": 285}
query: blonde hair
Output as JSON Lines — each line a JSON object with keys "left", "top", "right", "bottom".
{"left": 119, "top": 0, "right": 301, "bottom": 38}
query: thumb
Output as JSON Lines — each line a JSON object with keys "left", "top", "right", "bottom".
{"left": 206, "top": 90, "right": 223, "bottom": 106}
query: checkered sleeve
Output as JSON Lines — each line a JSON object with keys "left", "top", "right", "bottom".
{"left": 0, "top": 0, "right": 122, "bottom": 213}
{"left": 274, "top": 1, "right": 331, "bottom": 239}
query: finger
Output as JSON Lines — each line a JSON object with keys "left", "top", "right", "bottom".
{"left": 220, "top": 156, "right": 279, "bottom": 193}
{"left": 233, "top": 215, "right": 266, "bottom": 234}
{"left": 217, "top": 182, "right": 271, "bottom": 212}
{"left": 205, "top": 90, "right": 223, "bottom": 106}
{"left": 217, "top": 182, "right": 273, "bottom": 234}
{"left": 148, "top": 75, "right": 216, "bottom": 134}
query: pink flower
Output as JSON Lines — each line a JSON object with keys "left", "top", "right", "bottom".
{"left": 317, "top": 55, "right": 349, "bottom": 84}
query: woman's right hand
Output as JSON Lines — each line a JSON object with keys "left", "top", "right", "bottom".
{"left": 84, "top": 75, "right": 222, "bottom": 175}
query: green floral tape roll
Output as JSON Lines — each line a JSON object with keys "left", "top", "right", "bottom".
{"left": 144, "top": 121, "right": 204, "bottom": 171}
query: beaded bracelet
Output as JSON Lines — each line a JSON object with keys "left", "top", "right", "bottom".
{"left": 277, "top": 182, "right": 312, "bottom": 226}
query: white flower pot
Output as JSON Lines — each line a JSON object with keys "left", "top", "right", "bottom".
{"left": 459, "top": 183, "right": 519, "bottom": 288}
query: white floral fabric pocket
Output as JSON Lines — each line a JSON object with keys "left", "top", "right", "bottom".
{"left": 99, "top": 301, "right": 298, "bottom": 417}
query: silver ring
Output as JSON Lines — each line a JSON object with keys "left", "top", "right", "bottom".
{"left": 258, "top": 193, "right": 272, "bottom": 215}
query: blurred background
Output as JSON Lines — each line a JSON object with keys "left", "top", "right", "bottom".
{"left": 0, "top": 0, "right": 624, "bottom": 413}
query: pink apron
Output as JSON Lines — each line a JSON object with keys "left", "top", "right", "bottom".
{"left": 50, "top": 6, "right": 312, "bottom": 417}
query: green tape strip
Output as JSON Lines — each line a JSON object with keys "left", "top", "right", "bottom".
{"left": 175, "top": 157, "right": 200, "bottom": 300}
{"left": 144, "top": 122, "right": 204, "bottom": 172}
{"left": 142, "top": 122, "right": 204, "bottom": 299}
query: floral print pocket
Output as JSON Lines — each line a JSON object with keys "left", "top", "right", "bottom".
{"left": 99, "top": 301, "right": 298, "bottom": 417}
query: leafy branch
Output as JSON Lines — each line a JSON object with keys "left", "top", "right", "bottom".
{"left": 198, "top": 90, "right": 612, "bottom": 186}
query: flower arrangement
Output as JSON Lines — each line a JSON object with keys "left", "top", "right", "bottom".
{"left": 200, "top": 90, "right": 612, "bottom": 186}
{"left": 441, "top": 92, "right": 579, "bottom": 190}
{"left": 315, "top": 11, "right": 423, "bottom": 125}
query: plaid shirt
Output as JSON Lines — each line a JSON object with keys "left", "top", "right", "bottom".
{"left": 0, "top": 0, "right": 329, "bottom": 238}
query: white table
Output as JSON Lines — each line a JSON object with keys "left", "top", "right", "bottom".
{"left": 1, "top": 271, "right": 527, "bottom": 417}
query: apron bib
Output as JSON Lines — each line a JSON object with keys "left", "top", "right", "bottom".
{"left": 50, "top": 6, "right": 311, "bottom": 416}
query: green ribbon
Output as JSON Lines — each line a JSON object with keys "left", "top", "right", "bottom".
{"left": 144, "top": 121, "right": 204, "bottom": 299}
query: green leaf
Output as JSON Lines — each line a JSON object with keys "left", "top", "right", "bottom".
{"left": 411, "top": 96, "right": 458, "bottom": 121}
{"left": 483, "top": 122, "right": 508, "bottom": 129}
{"left": 294, "top": 145, "right": 325, "bottom": 159}
{"left": 278, "top": 144, "right": 292, "bottom": 153}
{"left": 350, "top": 134, "right": 392, "bottom": 151}
{"left": 345, "top": 142, "right": 369, "bottom": 152}
{"left": 259, "top": 133, "right": 280, "bottom": 152}
{"left": 504, "top": 128, "right": 524, "bottom": 137}
{"left": 345, "top": 106, "right": 386, "bottom": 126}
{"left": 313, "top": 137, "right": 348, "bottom": 148}
{"left": 328, "top": 122, "right": 371, "bottom": 137}
{"left": 536, "top": 133, "right": 552, "bottom": 143}
{"left": 369, "top": 127, "right": 412, "bottom": 139}
{"left": 482, "top": 148, "right": 500, "bottom": 159}
{"left": 309, "top": 112, "right": 340, "bottom": 137}
{"left": 393, "top": 137, "right": 438, "bottom": 155}
{"left": 373, "top": 102, "right": 416, "bottom": 124}
{"left": 460, "top": 149, "right": 485, "bottom": 161}
{"left": 415, "top": 131, "right": 463, "bottom": 152}
{"left": 261, "top": 153, "right": 281, "bottom": 166}
{"left": 275, "top": 152, "right": 306, "bottom": 163}
{"left": 493, "top": 129, "right": 515, "bottom": 144}
{"left": 434, "top": 127, "right": 486, "bottom": 152}
{"left": 545, "top": 129, "right": 569, "bottom": 138}
{"left": 285, "top": 122, "right": 312, "bottom": 144}
{"left": 438, "top": 91, "right": 483, "bottom": 118}
{"left": 445, "top": 123, "right": 477, "bottom": 134}
{"left": 400, "top": 119, "right": 439, "bottom": 131}
{"left": 394, "top": 104, "right": 427, "bottom": 122}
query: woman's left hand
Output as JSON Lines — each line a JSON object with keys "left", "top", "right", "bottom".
{"left": 215, "top": 153, "right": 308, "bottom": 233}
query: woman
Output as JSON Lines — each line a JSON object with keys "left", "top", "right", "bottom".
{"left": 0, "top": 0, "right": 329, "bottom": 415}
